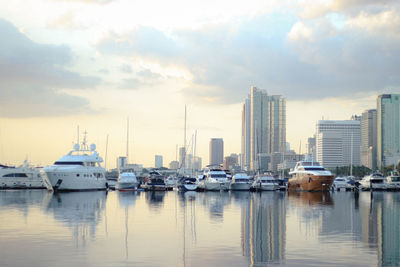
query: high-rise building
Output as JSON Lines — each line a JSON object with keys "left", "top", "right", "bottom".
{"left": 377, "top": 94, "right": 400, "bottom": 168}
{"left": 241, "top": 86, "right": 286, "bottom": 171}
{"left": 155, "top": 155, "right": 163, "bottom": 168}
{"left": 361, "top": 109, "right": 377, "bottom": 169}
{"left": 179, "top": 147, "right": 186, "bottom": 169}
{"left": 169, "top": 160, "right": 179, "bottom": 170}
{"left": 209, "top": 138, "right": 224, "bottom": 166}
{"left": 117, "top": 156, "right": 127, "bottom": 170}
{"left": 316, "top": 120, "right": 361, "bottom": 168}
{"left": 223, "top": 153, "right": 239, "bottom": 170}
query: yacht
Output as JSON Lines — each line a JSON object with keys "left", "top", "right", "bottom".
{"left": 386, "top": 171, "right": 400, "bottom": 190}
{"left": 177, "top": 176, "right": 198, "bottom": 191}
{"left": 143, "top": 171, "right": 166, "bottom": 191}
{"left": 198, "top": 167, "right": 230, "bottom": 191}
{"left": 359, "top": 172, "right": 387, "bottom": 191}
{"left": 230, "top": 173, "right": 251, "bottom": 191}
{"left": 332, "top": 177, "right": 348, "bottom": 191}
{"left": 41, "top": 133, "right": 107, "bottom": 191}
{"left": 0, "top": 161, "right": 45, "bottom": 189}
{"left": 165, "top": 175, "right": 178, "bottom": 190}
{"left": 288, "top": 161, "right": 334, "bottom": 191}
{"left": 115, "top": 171, "right": 138, "bottom": 191}
{"left": 251, "top": 172, "right": 279, "bottom": 191}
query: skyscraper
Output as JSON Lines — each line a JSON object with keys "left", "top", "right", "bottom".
{"left": 377, "top": 94, "right": 400, "bottom": 169}
{"left": 155, "top": 155, "right": 163, "bottom": 168}
{"left": 241, "top": 86, "right": 286, "bottom": 171}
{"left": 209, "top": 138, "right": 224, "bottom": 166}
{"left": 361, "top": 109, "right": 377, "bottom": 169}
{"left": 316, "top": 120, "right": 361, "bottom": 168}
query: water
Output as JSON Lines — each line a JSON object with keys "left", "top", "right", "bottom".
{"left": 0, "top": 190, "right": 399, "bottom": 267}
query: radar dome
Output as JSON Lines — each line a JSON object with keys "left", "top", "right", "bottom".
{"left": 90, "top": 144, "right": 96, "bottom": 151}
{"left": 74, "top": 144, "right": 80, "bottom": 150}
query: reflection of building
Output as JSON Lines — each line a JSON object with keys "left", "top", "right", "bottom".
{"left": 242, "top": 193, "right": 286, "bottom": 265}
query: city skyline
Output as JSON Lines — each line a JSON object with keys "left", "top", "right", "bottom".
{"left": 1, "top": 1, "right": 400, "bottom": 168}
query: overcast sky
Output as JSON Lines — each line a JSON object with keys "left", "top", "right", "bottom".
{"left": 0, "top": 0, "right": 399, "bottom": 168}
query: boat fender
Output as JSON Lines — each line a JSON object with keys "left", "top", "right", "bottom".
{"left": 105, "top": 182, "right": 109, "bottom": 189}
{"left": 308, "top": 177, "right": 312, "bottom": 183}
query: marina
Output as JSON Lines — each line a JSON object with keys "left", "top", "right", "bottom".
{"left": 0, "top": 189, "right": 399, "bottom": 267}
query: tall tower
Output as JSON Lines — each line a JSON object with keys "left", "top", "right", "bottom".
{"left": 209, "top": 138, "right": 224, "bottom": 166}
{"left": 377, "top": 94, "right": 400, "bottom": 169}
{"left": 361, "top": 109, "right": 377, "bottom": 169}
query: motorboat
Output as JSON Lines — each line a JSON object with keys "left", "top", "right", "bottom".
{"left": 288, "top": 161, "right": 334, "bottom": 191}
{"left": 386, "top": 171, "right": 400, "bottom": 190}
{"left": 251, "top": 172, "right": 279, "bottom": 191}
{"left": 359, "top": 172, "right": 386, "bottom": 191}
{"left": 177, "top": 176, "right": 198, "bottom": 191}
{"left": 230, "top": 173, "right": 251, "bottom": 191}
{"left": 332, "top": 177, "right": 348, "bottom": 191}
{"left": 0, "top": 161, "right": 45, "bottom": 189}
{"left": 41, "top": 133, "right": 107, "bottom": 191}
{"left": 143, "top": 171, "right": 166, "bottom": 191}
{"left": 115, "top": 171, "right": 138, "bottom": 191}
{"left": 165, "top": 175, "right": 178, "bottom": 190}
{"left": 277, "top": 179, "right": 287, "bottom": 191}
{"left": 198, "top": 166, "right": 230, "bottom": 191}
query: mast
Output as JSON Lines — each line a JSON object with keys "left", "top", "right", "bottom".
{"left": 194, "top": 130, "right": 197, "bottom": 176}
{"left": 105, "top": 134, "right": 109, "bottom": 170}
{"left": 77, "top": 126, "right": 80, "bottom": 147}
{"left": 350, "top": 132, "right": 353, "bottom": 177}
{"left": 182, "top": 105, "right": 187, "bottom": 175}
{"left": 126, "top": 117, "right": 129, "bottom": 163}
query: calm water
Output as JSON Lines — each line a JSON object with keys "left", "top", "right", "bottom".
{"left": 0, "top": 190, "right": 399, "bottom": 267}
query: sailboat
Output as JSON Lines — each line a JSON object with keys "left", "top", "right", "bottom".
{"left": 116, "top": 118, "right": 139, "bottom": 191}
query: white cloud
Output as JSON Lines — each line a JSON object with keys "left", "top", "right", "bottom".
{"left": 288, "top": 22, "right": 313, "bottom": 41}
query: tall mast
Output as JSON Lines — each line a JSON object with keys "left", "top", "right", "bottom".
{"left": 350, "top": 132, "right": 353, "bottom": 177}
{"left": 77, "top": 126, "right": 80, "bottom": 146}
{"left": 194, "top": 130, "right": 197, "bottom": 174}
{"left": 183, "top": 105, "right": 187, "bottom": 174}
{"left": 105, "top": 134, "right": 109, "bottom": 170}
{"left": 126, "top": 117, "right": 129, "bottom": 163}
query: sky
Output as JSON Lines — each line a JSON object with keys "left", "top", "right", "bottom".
{"left": 0, "top": 0, "right": 399, "bottom": 168}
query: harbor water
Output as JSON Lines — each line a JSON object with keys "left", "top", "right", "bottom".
{"left": 0, "top": 190, "right": 399, "bottom": 267}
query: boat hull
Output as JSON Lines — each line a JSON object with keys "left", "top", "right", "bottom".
{"left": 204, "top": 181, "right": 230, "bottom": 191}
{"left": 230, "top": 183, "right": 251, "bottom": 191}
{"left": 252, "top": 183, "right": 279, "bottom": 191}
{"left": 0, "top": 177, "right": 45, "bottom": 189}
{"left": 115, "top": 182, "right": 137, "bottom": 191}
{"left": 41, "top": 170, "right": 107, "bottom": 191}
{"left": 288, "top": 175, "right": 334, "bottom": 191}
{"left": 178, "top": 184, "right": 198, "bottom": 191}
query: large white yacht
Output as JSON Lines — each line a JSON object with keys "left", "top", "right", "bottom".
{"left": 230, "top": 173, "right": 251, "bottom": 191}
{"left": 288, "top": 161, "right": 334, "bottom": 191}
{"left": 41, "top": 133, "right": 107, "bottom": 191}
{"left": 386, "top": 171, "right": 400, "bottom": 190}
{"left": 0, "top": 161, "right": 45, "bottom": 189}
{"left": 251, "top": 172, "right": 279, "bottom": 191}
{"left": 198, "top": 166, "right": 230, "bottom": 191}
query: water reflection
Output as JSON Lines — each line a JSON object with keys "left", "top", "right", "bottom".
{"left": 199, "top": 192, "right": 231, "bottom": 222}
{"left": 288, "top": 191, "right": 334, "bottom": 207}
{"left": 43, "top": 191, "right": 107, "bottom": 247}
{"left": 242, "top": 192, "right": 286, "bottom": 266}
{"left": 145, "top": 191, "right": 166, "bottom": 212}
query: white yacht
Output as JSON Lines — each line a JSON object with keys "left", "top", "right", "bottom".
{"left": 230, "top": 173, "right": 251, "bottom": 191}
{"left": 0, "top": 161, "right": 45, "bottom": 189}
{"left": 177, "top": 176, "right": 198, "bottom": 191}
{"left": 165, "top": 175, "right": 178, "bottom": 190}
{"left": 385, "top": 171, "right": 400, "bottom": 190}
{"left": 359, "top": 172, "right": 386, "bottom": 191}
{"left": 115, "top": 171, "right": 138, "bottom": 191}
{"left": 41, "top": 133, "right": 107, "bottom": 191}
{"left": 332, "top": 177, "right": 348, "bottom": 191}
{"left": 198, "top": 167, "right": 230, "bottom": 191}
{"left": 251, "top": 172, "right": 279, "bottom": 191}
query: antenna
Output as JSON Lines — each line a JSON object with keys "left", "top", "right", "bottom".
{"left": 299, "top": 140, "right": 302, "bottom": 155}
{"left": 77, "top": 126, "right": 80, "bottom": 147}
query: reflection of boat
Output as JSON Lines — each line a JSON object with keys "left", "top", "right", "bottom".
{"left": 360, "top": 172, "right": 387, "bottom": 191}
{"left": 44, "top": 191, "right": 107, "bottom": 246}
{"left": 115, "top": 172, "right": 138, "bottom": 191}
{"left": 0, "top": 161, "right": 45, "bottom": 189}
{"left": 42, "top": 132, "right": 107, "bottom": 191}
{"left": 288, "top": 161, "right": 334, "bottom": 191}
{"left": 230, "top": 173, "right": 251, "bottom": 191}
{"left": 251, "top": 172, "right": 279, "bottom": 191}
{"left": 288, "top": 191, "right": 334, "bottom": 206}
{"left": 143, "top": 171, "right": 166, "bottom": 191}
{"left": 198, "top": 167, "right": 230, "bottom": 191}
{"left": 177, "top": 177, "right": 198, "bottom": 191}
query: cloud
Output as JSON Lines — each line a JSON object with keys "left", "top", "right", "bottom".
{"left": 94, "top": 5, "right": 400, "bottom": 103}
{"left": 120, "top": 64, "right": 132, "bottom": 73}
{"left": 0, "top": 18, "right": 100, "bottom": 117}
{"left": 118, "top": 68, "right": 163, "bottom": 89}
{"left": 53, "top": 0, "right": 116, "bottom": 4}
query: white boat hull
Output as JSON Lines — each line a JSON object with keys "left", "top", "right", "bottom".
{"left": 230, "top": 182, "right": 251, "bottom": 191}
{"left": 42, "top": 170, "right": 107, "bottom": 191}
{"left": 252, "top": 183, "right": 278, "bottom": 191}
{"left": 0, "top": 177, "right": 45, "bottom": 189}
{"left": 115, "top": 182, "right": 137, "bottom": 190}
{"left": 178, "top": 184, "right": 198, "bottom": 191}
{"left": 204, "top": 181, "right": 230, "bottom": 191}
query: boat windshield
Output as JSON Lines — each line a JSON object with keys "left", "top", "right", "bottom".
{"left": 304, "top": 167, "right": 325, "bottom": 171}
{"left": 392, "top": 176, "right": 400, "bottom": 182}
{"left": 234, "top": 178, "right": 249, "bottom": 182}
{"left": 3, "top": 173, "right": 28, "bottom": 177}
{"left": 54, "top": 161, "right": 84, "bottom": 166}
{"left": 210, "top": 174, "right": 226, "bottom": 178}
{"left": 371, "top": 179, "right": 383, "bottom": 183}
